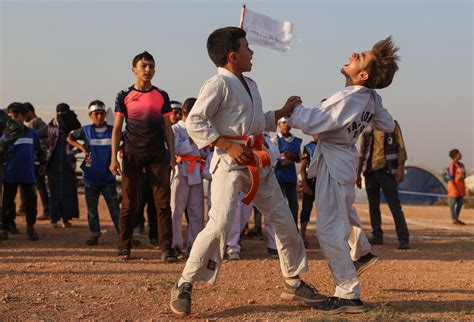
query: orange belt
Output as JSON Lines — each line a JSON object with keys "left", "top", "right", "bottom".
{"left": 222, "top": 134, "right": 271, "bottom": 205}
{"left": 176, "top": 155, "right": 205, "bottom": 173}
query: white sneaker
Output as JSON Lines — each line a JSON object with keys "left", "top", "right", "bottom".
{"left": 227, "top": 252, "right": 240, "bottom": 260}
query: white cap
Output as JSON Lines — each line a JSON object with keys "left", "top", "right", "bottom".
{"left": 278, "top": 117, "right": 287, "bottom": 124}
{"left": 170, "top": 102, "right": 183, "bottom": 110}
{"left": 89, "top": 104, "right": 106, "bottom": 112}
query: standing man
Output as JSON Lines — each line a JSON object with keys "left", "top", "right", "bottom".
{"left": 110, "top": 51, "right": 177, "bottom": 262}
{"left": 356, "top": 121, "right": 410, "bottom": 249}
{"left": 19, "top": 102, "right": 50, "bottom": 220}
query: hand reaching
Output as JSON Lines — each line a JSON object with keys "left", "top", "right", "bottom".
{"left": 278, "top": 96, "right": 302, "bottom": 118}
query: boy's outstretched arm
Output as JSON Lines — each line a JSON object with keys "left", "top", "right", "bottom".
{"left": 287, "top": 103, "right": 338, "bottom": 135}
{"left": 274, "top": 96, "right": 302, "bottom": 121}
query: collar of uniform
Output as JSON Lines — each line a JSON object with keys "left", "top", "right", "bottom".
{"left": 277, "top": 132, "right": 295, "bottom": 142}
{"left": 217, "top": 67, "right": 243, "bottom": 81}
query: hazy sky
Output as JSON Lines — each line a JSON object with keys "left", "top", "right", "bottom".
{"left": 1, "top": 0, "right": 472, "bottom": 169}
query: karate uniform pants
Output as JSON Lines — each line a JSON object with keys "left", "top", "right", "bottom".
{"left": 181, "top": 165, "right": 308, "bottom": 284}
{"left": 265, "top": 219, "right": 277, "bottom": 250}
{"left": 315, "top": 156, "right": 371, "bottom": 299}
{"left": 226, "top": 193, "right": 253, "bottom": 254}
{"left": 171, "top": 172, "right": 205, "bottom": 249}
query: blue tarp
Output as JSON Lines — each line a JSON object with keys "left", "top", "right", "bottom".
{"left": 381, "top": 166, "right": 447, "bottom": 205}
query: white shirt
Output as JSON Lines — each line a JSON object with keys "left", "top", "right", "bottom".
{"left": 288, "top": 85, "right": 395, "bottom": 184}
{"left": 186, "top": 67, "right": 277, "bottom": 173}
{"left": 173, "top": 120, "right": 203, "bottom": 185}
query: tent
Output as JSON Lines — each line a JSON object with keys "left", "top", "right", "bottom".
{"left": 382, "top": 164, "right": 447, "bottom": 205}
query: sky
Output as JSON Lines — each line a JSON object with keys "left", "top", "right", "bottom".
{"left": 1, "top": 0, "right": 473, "bottom": 170}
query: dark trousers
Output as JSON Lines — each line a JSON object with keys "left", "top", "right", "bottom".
{"left": 20, "top": 168, "right": 49, "bottom": 215}
{"left": 48, "top": 167, "right": 79, "bottom": 223}
{"left": 136, "top": 173, "right": 158, "bottom": 240}
{"left": 365, "top": 168, "right": 409, "bottom": 244}
{"left": 2, "top": 183, "right": 37, "bottom": 228}
{"left": 253, "top": 206, "right": 262, "bottom": 234}
{"left": 300, "top": 178, "right": 316, "bottom": 224}
{"left": 85, "top": 182, "right": 120, "bottom": 235}
{"left": 279, "top": 182, "right": 299, "bottom": 226}
{"left": 119, "top": 153, "right": 172, "bottom": 250}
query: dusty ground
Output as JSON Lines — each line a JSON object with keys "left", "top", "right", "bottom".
{"left": 0, "top": 197, "right": 473, "bottom": 320}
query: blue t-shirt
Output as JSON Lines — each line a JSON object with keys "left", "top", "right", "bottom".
{"left": 69, "top": 124, "right": 115, "bottom": 186}
{"left": 4, "top": 127, "right": 38, "bottom": 184}
{"left": 274, "top": 134, "right": 302, "bottom": 184}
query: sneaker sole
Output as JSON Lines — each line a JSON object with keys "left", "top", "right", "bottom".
{"left": 357, "top": 256, "right": 379, "bottom": 276}
{"left": 280, "top": 293, "right": 327, "bottom": 304}
{"left": 312, "top": 305, "right": 366, "bottom": 314}
{"left": 169, "top": 303, "right": 190, "bottom": 316}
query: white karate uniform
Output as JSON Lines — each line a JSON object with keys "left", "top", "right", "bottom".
{"left": 288, "top": 85, "right": 395, "bottom": 299}
{"left": 202, "top": 150, "right": 213, "bottom": 217}
{"left": 182, "top": 67, "right": 307, "bottom": 284}
{"left": 171, "top": 120, "right": 205, "bottom": 249}
{"left": 227, "top": 134, "right": 280, "bottom": 256}
{"left": 226, "top": 192, "right": 254, "bottom": 255}
{"left": 262, "top": 133, "right": 282, "bottom": 251}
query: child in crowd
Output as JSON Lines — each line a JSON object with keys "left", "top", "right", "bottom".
{"left": 171, "top": 97, "right": 206, "bottom": 258}
{"left": 272, "top": 117, "right": 302, "bottom": 226}
{"left": 287, "top": 36, "right": 400, "bottom": 313}
{"left": 300, "top": 134, "right": 319, "bottom": 248}
{"left": 2, "top": 103, "right": 46, "bottom": 240}
{"left": 170, "top": 26, "right": 325, "bottom": 316}
{"left": 447, "top": 149, "right": 466, "bottom": 225}
{"left": 170, "top": 101, "right": 183, "bottom": 124}
{"left": 0, "top": 105, "right": 24, "bottom": 240}
{"left": 67, "top": 100, "right": 120, "bottom": 245}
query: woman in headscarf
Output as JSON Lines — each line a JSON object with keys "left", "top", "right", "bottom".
{"left": 47, "top": 103, "right": 81, "bottom": 227}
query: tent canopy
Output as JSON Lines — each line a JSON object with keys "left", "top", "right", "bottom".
{"left": 381, "top": 164, "right": 447, "bottom": 205}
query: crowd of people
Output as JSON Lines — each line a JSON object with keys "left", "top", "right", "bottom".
{"left": 0, "top": 26, "right": 467, "bottom": 316}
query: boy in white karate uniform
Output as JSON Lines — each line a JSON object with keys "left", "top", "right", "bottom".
{"left": 170, "top": 26, "right": 326, "bottom": 316}
{"left": 288, "top": 37, "right": 400, "bottom": 313}
{"left": 171, "top": 98, "right": 206, "bottom": 257}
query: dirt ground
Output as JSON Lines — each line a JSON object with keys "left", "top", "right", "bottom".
{"left": 0, "top": 196, "right": 473, "bottom": 320}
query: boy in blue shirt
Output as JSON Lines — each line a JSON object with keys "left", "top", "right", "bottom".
{"left": 272, "top": 117, "right": 302, "bottom": 226}
{"left": 67, "top": 100, "right": 120, "bottom": 246}
{"left": 2, "top": 103, "right": 46, "bottom": 241}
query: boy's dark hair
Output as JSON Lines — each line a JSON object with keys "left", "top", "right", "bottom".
{"left": 24, "top": 102, "right": 35, "bottom": 113}
{"left": 88, "top": 100, "right": 106, "bottom": 108}
{"left": 132, "top": 51, "right": 155, "bottom": 67}
{"left": 365, "top": 36, "right": 400, "bottom": 89}
{"left": 207, "top": 27, "right": 246, "bottom": 67}
{"left": 182, "top": 98, "right": 197, "bottom": 114}
{"left": 6, "top": 102, "right": 27, "bottom": 115}
{"left": 449, "top": 149, "right": 460, "bottom": 159}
